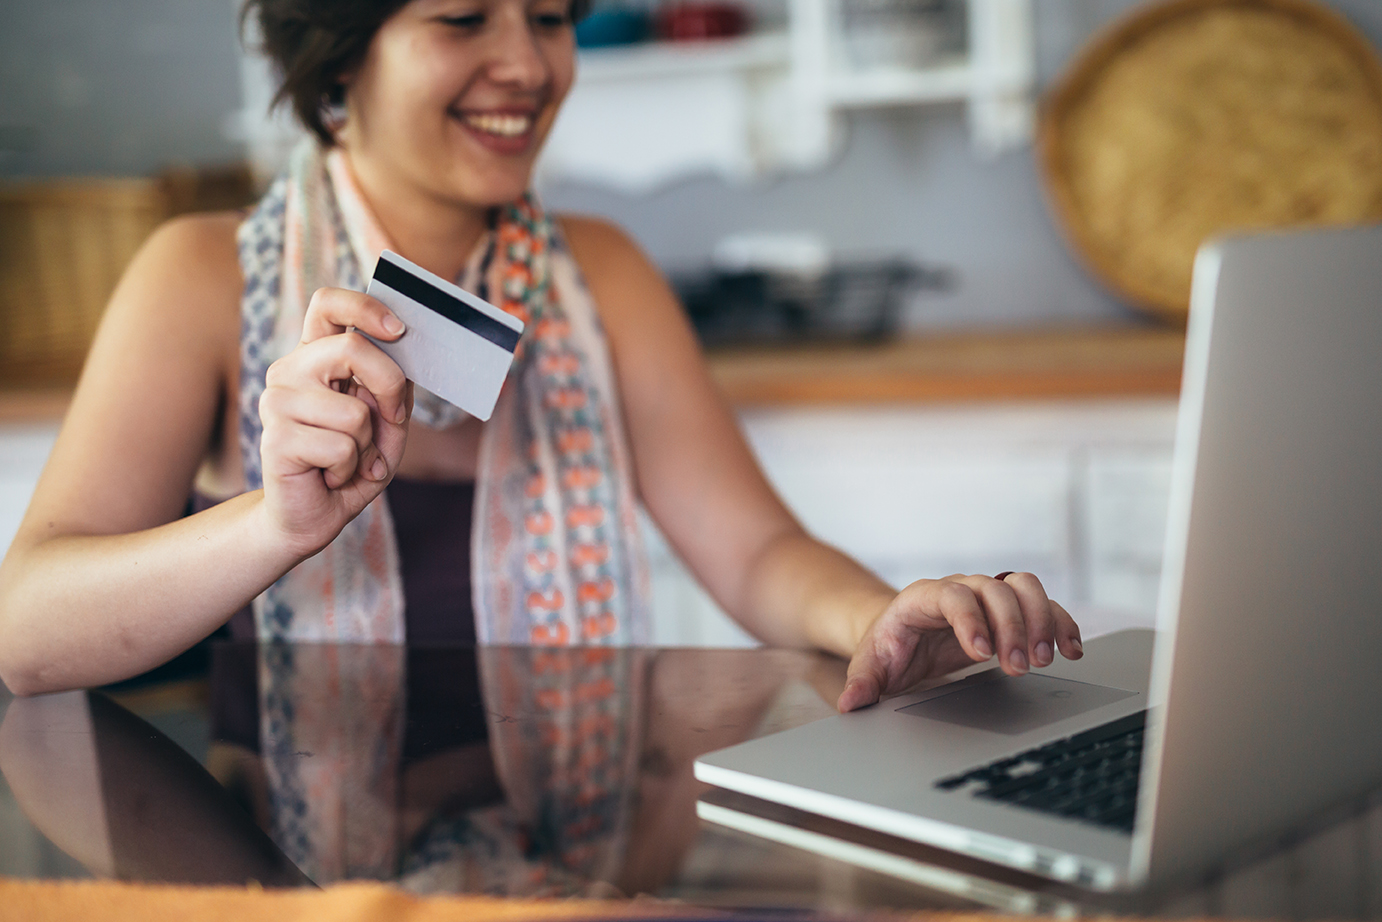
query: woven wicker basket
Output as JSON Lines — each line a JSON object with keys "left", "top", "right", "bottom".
{"left": 1038, "top": 0, "right": 1382, "bottom": 324}
{"left": 0, "top": 165, "right": 254, "bottom": 387}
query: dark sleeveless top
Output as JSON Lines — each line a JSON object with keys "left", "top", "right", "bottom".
{"left": 205, "top": 480, "right": 488, "bottom": 760}
{"left": 199, "top": 479, "right": 477, "bottom": 643}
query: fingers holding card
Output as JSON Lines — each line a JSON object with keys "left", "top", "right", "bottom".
{"left": 258, "top": 254, "right": 518, "bottom": 556}
{"left": 302, "top": 286, "right": 406, "bottom": 345}
{"left": 258, "top": 333, "right": 410, "bottom": 554}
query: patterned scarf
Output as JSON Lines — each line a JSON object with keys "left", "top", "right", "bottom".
{"left": 235, "top": 140, "right": 651, "bottom": 645}
{"left": 234, "top": 140, "right": 652, "bottom": 883}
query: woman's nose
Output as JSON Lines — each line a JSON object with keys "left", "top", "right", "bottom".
{"left": 484, "top": 15, "right": 551, "bottom": 89}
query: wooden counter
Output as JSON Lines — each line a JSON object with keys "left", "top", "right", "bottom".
{"left": 0, "top": 388, "right": 73, "bottom": 424}
{"left": 0, "top": 327, "right": 1186, "bottom": 424}
{"left": 706, "top": 325, "right": 1185, "bottom": 406}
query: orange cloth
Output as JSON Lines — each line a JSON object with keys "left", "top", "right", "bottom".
{"left": 0, "top": 878, "right": 1015, "bottom": 922}
{"left": 0, "top": 879, "right": 649, "bottom": 922}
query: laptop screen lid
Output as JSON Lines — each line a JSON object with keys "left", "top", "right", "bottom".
{"left": 1132, "top": 224, "right": 1382, "bottom": 884}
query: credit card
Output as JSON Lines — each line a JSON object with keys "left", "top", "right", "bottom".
{"left": 363, "top": 250, "right": 524, "bottom": 421}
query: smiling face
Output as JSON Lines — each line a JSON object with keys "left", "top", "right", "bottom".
{"left": 338, "top": 0, "right": 576, "bottom": 212}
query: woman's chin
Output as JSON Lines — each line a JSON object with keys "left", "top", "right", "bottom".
{"left": 428, "top": 159, "right": 536, "bottom": 206}
{"left": 452, "top": 176, "right": 534, "bottom": 207}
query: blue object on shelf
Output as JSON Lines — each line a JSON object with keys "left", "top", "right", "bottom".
{"left": 576, "top": 7, "right": 651, "bottom": 47}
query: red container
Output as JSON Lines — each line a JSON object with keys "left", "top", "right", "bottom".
{"left": 655, "top": 2, "right": 749, "bottom": 41}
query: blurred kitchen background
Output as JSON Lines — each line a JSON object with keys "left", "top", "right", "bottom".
{"left": 3, "top": 0, "right": 1381, "bottom": 645}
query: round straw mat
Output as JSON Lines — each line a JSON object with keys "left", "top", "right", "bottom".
{"left": 1038, "top": 0, "right": 1382, "bottom": 323}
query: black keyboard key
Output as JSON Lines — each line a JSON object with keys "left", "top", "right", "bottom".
{"left": 935, "top": 710, "right": 1148, "bottom": 833}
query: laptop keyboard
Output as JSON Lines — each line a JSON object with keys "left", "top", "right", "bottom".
{"left": 933, "top": 710, "right": 1147, "bottom": 834}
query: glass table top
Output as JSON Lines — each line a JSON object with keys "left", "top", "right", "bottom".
{"left": 1, "top": 642, "right": 1379, "bottom": 919}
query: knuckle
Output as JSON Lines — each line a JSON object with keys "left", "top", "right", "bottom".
{"left": 326, "top": 431, "right": 356, "bottom": 465}
{"left": 342, "top": 330, "right": 373, "bottom": 361}
{"left": 264, "top": 358, "right": 292, "bottom": 388}
{"left": 306, "top": 286, "right": 335, "bottom": 315}
{"left": 258, "top": 427, "right": 283, "bottom": 456}
{"left": 258, "top": 384, "right": 288, "bottom": 417}
{"left": 345, "top": 399, "right": 371, "bottom": 434}
{"left": 938, "top": 580, "right": 975, "bottom": 609}
{"left": 978, "top": 578, "right": 1015, "bottom": 605}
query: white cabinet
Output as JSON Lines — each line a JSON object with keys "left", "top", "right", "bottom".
{"left": 644, "top": 399, "right": 1177, "bottom": 646}
{"left": 539, "top": 0, "right": 1033, "bottom": 191}
{"left": 1084, "top": 449, "right": 1175, "bottom": 621}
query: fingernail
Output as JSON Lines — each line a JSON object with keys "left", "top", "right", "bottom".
{"left": 1010, "top": 648, "right": 1029, "bottom": 672}
{"left": 370, "top": 456, "right": 387, "bottom": 481}
{"left": 973, "top": 635, "right": 993, "bottom": 658}
{"left": 1071, "top": 637, "right": 1083, "bottom": 654}
{"left": 382, "top": 313, "right": 405, "bottom": 336}
{"left": 1035, "top": 641, "right": 1053, "bottom": 666}
{"left": 395, "top": 403, "right": 408, "bottom": 424}
{"left": 836, "top": 680, "right": 857, "bottom": 709}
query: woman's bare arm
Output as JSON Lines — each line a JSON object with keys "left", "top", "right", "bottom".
{"left": 562, "top": 217, "right": 889, "bottom": 652}
{"left": 0, "top": 213, "right": 414, "bottom": 696}
{"left": 563, "top": 217, "right": 1082, "bottom": 709}
{"left": 0, "top": 216, "right": 301, "bottom": 694}
{"left": 0, "top": 213, "right": 416, "bottom": 696}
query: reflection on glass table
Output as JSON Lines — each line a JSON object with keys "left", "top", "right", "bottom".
{"left": 1, "top": 643, "right": 1381, "bottom": 919}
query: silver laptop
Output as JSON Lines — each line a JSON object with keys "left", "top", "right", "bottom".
{"left": 695, "top": 224, "right": 1382, "bottom": 891}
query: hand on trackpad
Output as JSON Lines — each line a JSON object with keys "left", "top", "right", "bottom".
{"left": 898, "top": 673, "right": 1136, "bottom": 736}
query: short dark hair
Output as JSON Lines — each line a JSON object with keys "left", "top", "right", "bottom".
{"left": 241, "top": 0, "right": 589, "bottom": 146}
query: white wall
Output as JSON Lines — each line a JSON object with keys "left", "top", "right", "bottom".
{"left": 0, "top": 0, "right": 243, "bottom": 177}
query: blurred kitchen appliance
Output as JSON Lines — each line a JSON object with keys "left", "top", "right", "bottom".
{"left": 674, "top": 257, "right": 947, "bottom": 345}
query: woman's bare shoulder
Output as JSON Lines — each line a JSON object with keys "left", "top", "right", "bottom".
{"left": 23, "top": 210, "right": 251, "bottom": 537}
{"left": 559, "top": 213, "right": 660, "bottom": 275}
{"left": 137, "top": 210, "right": 244, "bottom": 301}
{"left": 556, "top": 214, "right": 672, "bottom": 320}
{"left": 102, "top": 210, "right": 244, "bottom": 362}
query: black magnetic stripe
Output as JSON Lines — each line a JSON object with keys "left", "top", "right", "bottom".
{"left": 374, "top": 257, "right": 521, "bottom": 353}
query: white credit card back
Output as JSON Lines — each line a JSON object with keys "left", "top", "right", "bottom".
{"left": 363, "top": 250, "right": 524, "bottom": 421}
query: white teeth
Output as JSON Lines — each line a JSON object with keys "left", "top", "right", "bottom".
{"left": 462, "top": 112, "right": 532, "bottom": 137}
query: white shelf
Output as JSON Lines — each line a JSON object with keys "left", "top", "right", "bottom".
{"left": 824, "top": 59, "right": 973, "bottom": 108}
{"left": 577, "top": 32, "right": 790, "bottom": 83}
{"left": 539, "top": 0, "right": 1033, "bottom": 189}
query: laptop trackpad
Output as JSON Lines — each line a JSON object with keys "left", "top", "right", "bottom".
{"left": 898, "top": 673, "right": 1136, "bottom": 736}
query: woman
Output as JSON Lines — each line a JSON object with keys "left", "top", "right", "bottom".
{"left": 0, "top": 0, "right": 1082, "bottom": 705}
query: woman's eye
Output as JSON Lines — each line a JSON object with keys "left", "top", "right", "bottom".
{"left": 441, "top": 13, "right": 485, "bottom": 28}
{"left": 532, "top": 10, "right": 570, "bottom": 28}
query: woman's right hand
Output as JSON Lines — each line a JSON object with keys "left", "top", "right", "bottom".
{"left": 258, "top": 287, "right": 413, "bottom": 558}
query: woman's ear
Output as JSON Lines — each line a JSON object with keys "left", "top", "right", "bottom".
{"left": 322, "top": 79, "right": 351, "bottom": 136}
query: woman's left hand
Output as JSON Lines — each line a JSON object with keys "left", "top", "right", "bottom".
{"left": 837, "top": 572, "right": 1083, "bottom": 712}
